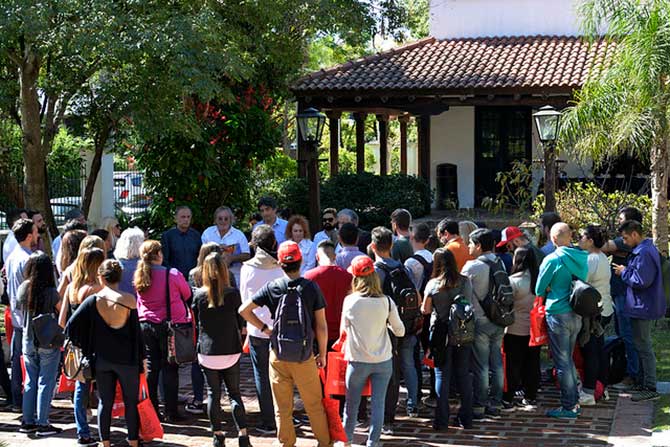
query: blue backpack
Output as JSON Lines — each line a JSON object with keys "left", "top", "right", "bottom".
{"left": 271, "top": 283, "right": 314, "bottom": 362}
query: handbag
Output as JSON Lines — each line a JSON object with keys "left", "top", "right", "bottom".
{"left": 164, "top": 268, "right": 196, "bottom": 365}
{"left": 529, "top": 296, "right": 549, "bottom": 347}
{"left": 138, "top": 373, "right": 164, "bottom": 440}
{"left": 323, "top": 351, "right": 371, "bottom": 397}
{"left": 32, "top": 312, "right": 65, "bottom": 349}
{"left": 63, "top": 339, "right": 94, "bottom": 382}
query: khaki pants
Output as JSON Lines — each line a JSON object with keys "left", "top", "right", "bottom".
{"left": 269, "top": 350, "right": 331, "bottom": 447}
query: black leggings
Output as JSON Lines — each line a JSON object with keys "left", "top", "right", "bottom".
{"left": 503, "top": 334, "right": 541, "bottom": 402}
{"left": 141, "top": 322, "right": 179, "bottom": 416}
{"left": 201, "top": 361, "right": 247, "bottom": 433}
{"left": 96, "top": 357, "right": 140, "bottom": 441}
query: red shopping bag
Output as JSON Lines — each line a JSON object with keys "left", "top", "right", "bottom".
{"left": 318, "top": 369, "right": 348, "bottom": 442}
{"left": 112, "top": 381, "right": 125, "bottom": 418}
{"left": 138, "top": 374, "right": 163, "bottom": 441}
{"left": 529, "top": 296, "right": 549, "bottom": 347}
{"left": 331, "top": 331, "right": 346, "bottom": 353}
{"left": 5, "top": 307, "right": 13, "bottom": 346}
{"left": 56, "top": 372, "right": 76, "bottom": 393}
{"left": 502, "top": 346, "right": 508, "bottom": 393}
{"left": 20, "top": 355, "right": 26, "bottom": 391}
{"left": 422, "top": 353, "right": 434, "bottom": 369}
{"left": 242, "top": 335, "right": 250, "bottom": 354}
{"left": 324, "top": 351, "right": 371, "bottom": 397}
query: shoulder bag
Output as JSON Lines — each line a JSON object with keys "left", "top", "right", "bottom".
{"left": 165, "top": 268, "right": 196, "bottom": 365}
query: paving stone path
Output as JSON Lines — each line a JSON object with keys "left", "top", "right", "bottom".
{"left": 0, "top": 356, "right": 657, "bottom": 446}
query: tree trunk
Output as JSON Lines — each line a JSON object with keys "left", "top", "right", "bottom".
{"left": 82, "top": 123, "right": 112, "bottom": 216}
{"left": 650, "top": 138, "right": 669, "bottom": 256}
{"left": 19, "top": 53, "right": 58, "bottom": 237}
{"left": 544, "top": 141, "right": 557, "bottom": 213}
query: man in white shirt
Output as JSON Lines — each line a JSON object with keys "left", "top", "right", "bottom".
{"left": 253, "top": 196, "right": 287, "bottom": 245}
{"left": 238, "top": 224, "right": 283, "bottom": 434}
{"left": 1, "top": 208, "right": 27, "bottom": 265}
{"left": 201, "top": 206, "right": 250, "bottom": 283}
{"left": 312, "top": 208, "right": 338, "bottom": 247}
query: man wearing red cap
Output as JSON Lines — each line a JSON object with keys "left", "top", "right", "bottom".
{"left": 498, "top": 226, "right": 545, "bottom": 270}
{"left": 239, "top": 241, "right": 330, "bottom": 447}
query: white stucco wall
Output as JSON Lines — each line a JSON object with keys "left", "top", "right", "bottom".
{"left": 430, "top": 107, "right": 476, "bottom": 208}
{"left": 429, "top": 0, "right": 582, "bottom": 39}
{"left": 84, "top": 151, "right": 115, "bottom": 228}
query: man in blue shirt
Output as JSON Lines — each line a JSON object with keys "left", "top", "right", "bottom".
{"left": 253, "top": 197, "right": 287, "bottom": 245}
{"left": 539, "top": 212, "right": 561, "bottom": 256}
{"left": 5, "top": 218, "right": 38, "bottom": 410}
{"left": 161, "top": 206, "right": 201, "bottom": 280}
{"left": 613, "top": 220, "right": 666, "bottom": 402}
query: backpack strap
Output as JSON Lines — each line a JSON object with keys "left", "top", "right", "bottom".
{"left": 165, "top": 268, "right": 172, "bottom": 323}
{"left": 480, "top": 258, "right": 499, "bottom": 303}
{"left": 411, "top": 254, "right": 429, "bottom": 269}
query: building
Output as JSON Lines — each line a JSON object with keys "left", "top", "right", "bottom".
{"left": 291, "top": 0, "right": 619, "bottom": 208}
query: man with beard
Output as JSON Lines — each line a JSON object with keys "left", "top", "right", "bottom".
{"left": 27, "top": 210, "right": 49, "bottom": 256}
{"left": 313, "top": 208, "right": 338, "bottom": 247}
{"left": 1, "top": 208, "right": 27, "bottom": 265}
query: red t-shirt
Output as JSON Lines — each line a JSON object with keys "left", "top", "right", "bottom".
{"left": 304, "top": 265, "right": 353, "bottom": 341}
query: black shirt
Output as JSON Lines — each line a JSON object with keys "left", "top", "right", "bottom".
{"left": 161, "top": 227, "right": 202, "bottom": 279}
{"left": 192, "top": 287, "right": 244, "bottom": 355}
{"left": 251, "top": 277, "right": 327, "bottom": 320}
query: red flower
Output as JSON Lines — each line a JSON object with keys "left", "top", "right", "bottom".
{"left": 168, "top": 197, "right": 174, "bottom": 203}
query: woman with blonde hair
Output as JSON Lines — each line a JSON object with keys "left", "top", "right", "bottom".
{"left": 58, "top": 235, "right": 105, "bottom": 297}
{"left": 189, "top": 242, "right": 238, "bottom": 289}
{"left": 285, "top": 214, "right": 316, "bottom": 274}
{"left": 58, "top": 229, "right": 88, "bottom": 277}
{"left": 193, "top": 253, "right": 250, "bottom": 447}
{"left": 100, "top": 216, "right": 121, "bottom": 251}
{"left": 458, "top": 221, "right": 478, "bottom": 246}
{"left": 113, "top": 227, "right": 145, "bottom": 295}
{"left": 60, "top": 246, "right": 106, "bottom": 446}
{"left": 135, "top": 240, "right": 191, "bottom": 422}
{"left": 340, "top": 255, "right": 405, "bottom": 447}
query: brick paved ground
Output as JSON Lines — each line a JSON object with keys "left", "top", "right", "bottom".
{"left": 0, "top": 356, "right": 658, "bottom": 447}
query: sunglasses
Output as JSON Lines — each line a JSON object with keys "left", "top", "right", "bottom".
{"left": 322, "top": 217, "right": 335, "bottom": 223}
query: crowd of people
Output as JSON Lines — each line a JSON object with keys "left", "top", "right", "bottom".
{"left": 0, "top": 197, "right": 666, "bottom": 447}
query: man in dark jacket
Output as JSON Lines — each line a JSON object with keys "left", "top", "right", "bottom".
{"left": 613, "top": 220, "right": 666, "bottom": 402}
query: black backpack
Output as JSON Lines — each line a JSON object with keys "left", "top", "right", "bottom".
{"left": 377, "top": 263, "right": 423, "bottom": 335}
{"left": 569, "top": 278, "right": 602, "bottom": 317}
{"left": 410, "top": 254, "right": 433, "bottom": 295}
{"left": 604, "top": 336, "right": 627, "bottom": 385}
{"left": 448, "top": 295, "right": 475, "bottom": 347}
{"left": 270, "top": 283, "right": 314, "bottom": 362}
{"left": 480, "top": 259, "right": 515, "bottom": 327}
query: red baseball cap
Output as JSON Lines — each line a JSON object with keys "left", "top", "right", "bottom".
{"left": 277, "top": 241, "right": 302, "bottom": 263}
{"left": 348, "top": 255, "right": 375, "bottom": 277}
{"left": 497, "top": 226, "right": 524, "bottom": 248}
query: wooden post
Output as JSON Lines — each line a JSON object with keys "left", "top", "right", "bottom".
{"left": 354, "top": 112, "right": 367, "bottom": 173}
{"left": 398, "top": 115, "right": 409, "bottom": 174}
{"left": 377, "top": 114, "right": 389, "bottom": 175}
{"left": 544, "top": 141, "right": 557, "bottom": 212}
{"left": 326, "top": 111, "right": 341, "bottom": 176}
{"left": 417, "top": 115, "right": 431, "bottom": 184}
{"left": 307, "top": 140, "right": 321, "bottom": 236}
{"left": 297, "top": 101, "right": 308, "bottom": 178}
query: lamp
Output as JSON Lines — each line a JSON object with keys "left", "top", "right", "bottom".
{"left": 297, "top": 107, "right": 326, "bottom": 143}
{"left": 533, "top": 105, "right": 562, "bottom": 143}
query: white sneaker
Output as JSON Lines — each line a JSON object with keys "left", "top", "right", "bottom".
{"left": 579, "top": 390, "right": 596, "bottom": 406}
{"left": 602, "top": 389, "right": 610, "bottom": 401}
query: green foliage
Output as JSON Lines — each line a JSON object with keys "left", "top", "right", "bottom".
{"left": 485, "top": 160, "right": 535, "bottom": 215}
{"left": 531, "top": 182, "right": 653, "bottom": 237}
{"left": 135, "top": 86, "right": 282, "bottom": 234}
{"left": 274, "top": 173, "right": 431, "bottom": 230}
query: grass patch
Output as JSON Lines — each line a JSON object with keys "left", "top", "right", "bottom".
{"left": 654, "top": 394, "right": 670, "bottom": 432}
{"left": 652, "top": 319, "right": 670, "bottom": 382}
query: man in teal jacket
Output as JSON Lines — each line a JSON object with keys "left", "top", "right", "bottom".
{"left": 535, "top": 222, "right": 588, "bottom": 419}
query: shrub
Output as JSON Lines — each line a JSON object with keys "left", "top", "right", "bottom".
{"left": 531, "top": 182, "right": 652, "bottom": 237}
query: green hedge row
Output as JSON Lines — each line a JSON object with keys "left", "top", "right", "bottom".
{"left": 274, "top": 173, "right": 432, "bottom": 230}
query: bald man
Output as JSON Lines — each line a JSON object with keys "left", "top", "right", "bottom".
{"left": 535, "top": 222, "right": 589, "bottom": 419}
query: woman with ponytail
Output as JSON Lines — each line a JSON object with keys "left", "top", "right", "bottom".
{"left": 134, "top": 240, "right": 191, "bottom": 422}
{"left": 59, "top": 244, "right": 105, "bottom": 446}
{"left": 193, "top": 253, "right": 250, "bottom": 447}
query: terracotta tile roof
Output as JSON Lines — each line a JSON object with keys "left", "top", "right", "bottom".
{"left": 292, "top": 35, "right": 615, "bottom": 94}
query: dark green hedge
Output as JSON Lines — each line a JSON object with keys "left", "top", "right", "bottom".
{"left": 275, "top": 173, "right": 432, "bottom": 230}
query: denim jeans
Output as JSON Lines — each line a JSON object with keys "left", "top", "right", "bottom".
{"left": 202, "top": 362, "right": 247, "bottom": 432}
{"left": 471, "top": 318, "right": 504, "bottom": 413}
{"left": 546, "top": 311, "right": 582, "bottom": 410}
{"left": 74, "top": 379, "right": 91, "bottom": 437}
{"left": 631, "top": 318, "right": 656, "bottom": 390}
{"left": 248, "top": 336, "right": 275, "bottom": 428}
{"left": 397, "top": 334, "right": 419, "bottom": 411}
{"left": 22, "top": 347, "right": 60, "bottom": 426}
{"left": 10, "top": 328, "right": 23, "bottom": 407}
{"left": 96, "top": 357, "right": 140, "bottom": 441}
{"left": 614, "top": 294, "right": 639, "bottom": 378}
{"left": 191, "top": 362, "right": 204, "bottom": 403}
{"left": 343, "top": 359, "right": 393, "bottom": 447}
{"left": 435, "top": 345, "right": 472, "bottom": 429}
